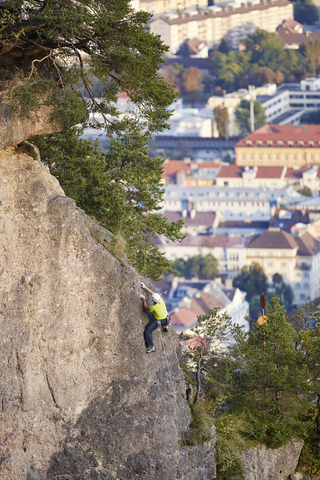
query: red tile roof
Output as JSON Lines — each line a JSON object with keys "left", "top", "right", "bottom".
{"left": 217, "top": 165, "right": 244, "bottom": 178}
{"left": 285, "top": 167, "right": 310, "bottom": 179}
{"left": 170, "top": 308, "right": 198, "bottom": 327}
{"left": 162, "top": 160, "right": 189, "bottom": 177}
{"left": 218, "top": 165, "right": 285, "bottom": 179}
{"left": 163, "top": 211, "right": 216, "bottom": 226}
{"left": 247, "top": 228, "right": 298, "bottom": 250}
{"left": 236, "top": 124, "right": 320, "bottom": 148}
{"left": 197, "top": 162, "right": 221, "bottom": 169}
{"left": 255, "top": 166, "right": 285, "bottom": 178}
{"left": 184, "top": 335, "right": 210, "bottom": 351}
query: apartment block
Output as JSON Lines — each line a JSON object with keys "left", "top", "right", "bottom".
{"left": 235, "top": 124, "right": 320, "bottom": 167}
{"left": 246, "top": 228, "right": 320, "bottom": 304}
{"left": 149, "top": 0, "right": 293, "bottom": 53}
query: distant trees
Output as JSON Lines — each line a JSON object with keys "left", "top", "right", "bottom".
{"left": 214, "top": 106, "right": 229, "bottom": 137}
{"left": 294, "top": 0, "right": 319, "bottom": 25}
{"left": 301, "top": 108, "right": 320, "bottom": 124}
{"left": 233, "top": 262, "right": 268, "bottom": 302}
{"left": 209, "top": 28, "right": 320, "bottom": 91}
{"left": 272, "top": 273, "right": 294, "bottom": 314}
{"left": 182, "top": 66, "right": 204, "bottom": 105}
{"left": 234, "top": 99, "right": 267, "bottom": 136}
{"left": 298, "top": 186, "right": 313, "bottom": 196}
{"left": 172, "top": 253, "right": 219, "bottom": 279}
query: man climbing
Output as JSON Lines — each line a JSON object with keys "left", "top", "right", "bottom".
{"left": 140, "top": 282, "right": 170, "bottom": 354}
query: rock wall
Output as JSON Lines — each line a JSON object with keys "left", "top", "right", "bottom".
{"left": 242, "top": 438, "right": 303, "bottom": 480}
{"left": 0, "top": 147, "right": 216, "bottom": 479}
{"left": 0, "top": 70, "right": 62, "bottom": 150}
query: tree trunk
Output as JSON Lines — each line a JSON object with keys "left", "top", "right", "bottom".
{"left": 316, "top": 393, "right": 320, "bottom": 446}
{"left": 194, "top": 345, "right": 204, "bottom": 404}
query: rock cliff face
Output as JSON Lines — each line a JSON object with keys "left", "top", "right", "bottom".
{"left": 0, "top": 147, "right": 216, "bottom": 479}
{"left": 242, "top": 438, "right": 303, "bottom": 480}
{"left": 0, "top": 70, "right": 62, "bottom": 151}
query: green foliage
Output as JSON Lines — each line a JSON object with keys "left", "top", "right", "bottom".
{"left": 2, "top": 0, "right": 176, "bottom": 136}
{"left": 230, "top": 297, "right": 310, "bottom": 421}
{"left": 186, "top": 401, "right": 214, "bottom": 445}
{"left": 214, "top": 106, "right": 229, "bottom": 137}
{"left": 301, "top": 108, "right": 320, "bottom": 124}
{"left": 234, "top": 99, "right": 267, "bottom": 136}
{"left": 33, "top": 123, "right": 183, "bottom": 280}
{"left": 172, "top": 253, "right": 219, "bottom": 279}
{"left": 272, "top": 273, "right": 294, "bottom": 314}
{"left": 215, "top": 414, "right": 246, "bottom": 479}
{"left": 209, "top": 28, "right": 318, "bottom": 89}
{"left": 298, "top": 186, "right": 313, "bottom": 196}
{"left": 294, "top": 0, "right": 319, "bottom": 25}
{"left": 233, "top": 262, "right": 268, "bottom": 302}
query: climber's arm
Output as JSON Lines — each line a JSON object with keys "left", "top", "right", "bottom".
{"left": 140, "top": 294, "right": 150, "bottom": 311}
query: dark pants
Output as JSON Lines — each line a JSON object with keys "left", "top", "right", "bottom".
{"left": 144, "top": 317, "right": 167, "bottom": 347}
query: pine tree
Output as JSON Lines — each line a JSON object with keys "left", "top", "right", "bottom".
{"left": 230, "top": 297, "right": 310, "bottom": 446}
{"left": 34, "top": 122, "right": 184, "bottom": 280}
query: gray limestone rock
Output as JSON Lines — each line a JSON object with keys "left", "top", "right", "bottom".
{"left": 0, "top": 147, "right": 216, "bottom": 479}
{"left": 242, "top": 438, "right": 304, "bottom": 480}
{"left": 0, "top": 70, "right": 63, "bottom": 150}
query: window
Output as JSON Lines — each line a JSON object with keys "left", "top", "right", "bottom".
{"left": 281, "top": 262, "right": 286, "bottom": 267}
{"left": 267, "top": 154, "right": 271, "bottom": 160}
{"left": 296, "top": 283, "right": 301, "bottom": 289}
{"left": 267, "top": 262, "right": 273, "bottom": 267}
{"left": 241, "top": 154, "right": 245, "bottom": 160}
{"left": 287, "top": 140, "right": 293, "bottom": 146}
{"left": 258, "top": 154, "right": 262, "bottom": 160}
{"left": 303, "top": 283, "right": 310, "bottom": 290}
{"left": 276, "top": 154, "right": 279, "bottom": 160}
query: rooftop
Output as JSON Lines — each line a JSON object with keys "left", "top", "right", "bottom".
{"left": 247, "top": 228, "right": 320, "bottom": 254}
{"left": 236, "top": 124, "right": 320, "bottom": 147}
{"left": 162, "top": 211, "right": 216, "bottom": 226}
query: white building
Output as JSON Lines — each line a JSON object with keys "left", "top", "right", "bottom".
{"left": 162, "top": 185, "right": 303, "bottom": 222}
{"left": 155, "top": 277, "right": 249, "bottom": 332}
{"left": 150, "top": 0, "right": 293, "bottom": 53}
{"left": 208, "top": 78, "right": 320, "bottom": 138}
{"left": 154, "top": 233, "right": 247, "bottom": 278}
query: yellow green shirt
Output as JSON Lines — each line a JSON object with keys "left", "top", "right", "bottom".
{"left": 149, "top": 299, "right": 167, "bottom": 320}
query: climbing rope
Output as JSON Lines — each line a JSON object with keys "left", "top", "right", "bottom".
{"left": 157, "top": 323, "right": 193, "bottom": 476}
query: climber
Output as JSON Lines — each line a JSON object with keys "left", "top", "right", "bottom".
{"left": 140, "top": 282, "right": 170, "bottom": 354}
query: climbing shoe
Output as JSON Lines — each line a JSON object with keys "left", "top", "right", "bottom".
{"left": 146, "top": 347, "right": 156, "bottom": 354}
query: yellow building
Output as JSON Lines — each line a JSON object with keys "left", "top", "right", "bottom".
{"left": 235, "top": 124, "right": 320, "bottom": 167}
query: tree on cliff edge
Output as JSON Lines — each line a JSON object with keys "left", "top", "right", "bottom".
{"left": 1, "top": 0, "right": 184, "bottom": 279}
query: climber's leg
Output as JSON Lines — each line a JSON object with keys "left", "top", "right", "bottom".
{"left": 144, "top": 319, "right": 158, "bottom": 348}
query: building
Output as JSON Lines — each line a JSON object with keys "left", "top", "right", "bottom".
{"left": 154, "top": 233, "right": 247, "bottom": 277}
{"left": 270, "top": 207, "right": 320, "bottom": 232}
{"left": 162, "top": 210, "right": 222, "bottom": 235}
{"left": 158, "top": 99, "right": 214, "bottom": 137}
{"left": 246, "top": 227, "right": 320, "bottom": 304}
{"left": 161, "top": 159, "right": 221, "bottom": 186}
{"left": 216, "top": 164, "right": 320, "bottom": 194}
{"left": 235, "top": 124, "right": 320, "bottom": 167}
{"left": 140, "top": 0, "right": 207, "bottom": 17}
{"left": 155, "top": 277, "right": 249, "bottom": 332}
{"left": 163, "top": 184, "right": 302, "bottom": 221}
{"left": 149, "top": 0, "right": 293, "bottom": 53}
{"left": 277, "top": 19, "right": 320, "bottom": 49}
{"left": 208, "top": 77, "right": 320, "bottom": 138}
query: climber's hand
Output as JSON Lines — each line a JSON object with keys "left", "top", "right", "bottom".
{"left": 140, "top": 282, "right": 146, "bottom": 289}
{"left": 140, "top": 294, "right": 145, "bottom": 300}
